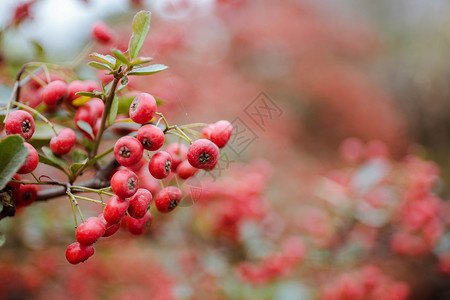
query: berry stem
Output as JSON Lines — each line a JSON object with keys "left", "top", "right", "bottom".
{"left": 70, "top": 185, "right": 114, "bottom": 196}
{"left": 67, "top": 190, "right": 85, "bottom": 223}
{"left": 155, "top": 112, "right": 169, "bottom": 130}
{"left": 66, "top": 190, "right": 79, "bottom": 228}
{"left": 73, "top": 195, "right": 103, "bottom": 204}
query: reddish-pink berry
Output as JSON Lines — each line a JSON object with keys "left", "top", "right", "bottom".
{"left": 149, "top": 151, "right": 172, "bottom": 179}
{"left": 155, "top": 186, "right": 182, "bottom": 213}
{"left": 92, "top": 21, "right": 112, "bottom": 44}
{"left": 136, "top": 124, "right": 165, "bottom": 151}
{"left": 210, "top": 120, "right": 232, "bottom": 148}
{"left": 7, "top": 174, "right": 21, "bottom": 192}
{"left": 50, "top": 128, "right": 77, "bottom": 155}
{"left": 176, "top": 160, "right": 199, "bottom": 180}
{"left": 103, "top": 195, "right": 129, "bottom": 224}
{"left": 114, "top": 136, "right": 143, "bottom": 167}
{"left": 41, "top": 80, "right": 67, "bottom": 106}
{"left": 66, "top": 80, "right": 86, "bottom": 104}
{"left": 75, "top": 105, "right": 96, "bottom": 135}
{"left": 136, "top": 165, "right": 160, "bottom": 196}
{"left": 98, "top": 213, "right": 121, "bottom": 237}
{"left": 126, "top": 211, "right": 153, "bottom": 235}
{"left": 65, "top": 242, "right": 94, "bottom": 264}
{"left": 129, "top": 93, "right": 157, "bottom": 124}
{"left": 111, "top": 168, "right": 139, "bottom": 198}
{"left": 13, "top": 184, "right": 37, "bottom": 207}
{"left": 201, "top": 124, "right": 213, "bottom": 139}
{"left": 166, "top": 143, "right": 188, "bottom": 171}
{"left": 5, "top": 110, "right": 35, "bottom": 140}
{"left": 86, "top": 98, "right": 104, "bottom": 119}
{"left": 18, "top": 143, "right": 38, "bottom": 174}
{"left": 128, "top": 188, "right": 152, "bottom": 219}
{"left": 75, "top": 217, "right": 106, "bottom": 245}
{"left": 187, "top": 139, "right": 220, "bottom": 170}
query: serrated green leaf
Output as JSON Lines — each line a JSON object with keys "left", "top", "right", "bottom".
{"left": 127, "top": 64, "right": 168, "bottom": 76}
{"left": 111, "top": 49, "right": 131, "bottom": 66}
{"left": 0, "top": 233, "right": 5, "bottom": 247}
{"left": 90, "top": 53, "right": 116, "bottom": 69}
{"left": 128, "top": 11, "right": 151, "bottom": 61}
{"left": 131, "top": 56, "right": 153, "bottom": 66}
{"left": 76, "top": 121, "right": 94, "bottom": 140}
{"left": 42, "top": 146, "right": 69, "bottom": 168}
{"left": 38, "top": 154, "right": 69, "bottom": 175}
{"left": 88, "top": 61, "right": 112, "bottom": 71}
{"left": 0, "top": 135, "right": 28, "bottom": 190}
{"left": 109, "top": 96, "right": 119, "bottom": 126}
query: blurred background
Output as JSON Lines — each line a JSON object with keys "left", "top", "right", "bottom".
{"left": 0, "top": 0, "right": 450, "bottom": 299}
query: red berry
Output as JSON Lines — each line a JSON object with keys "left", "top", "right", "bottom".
{"left": 75, "top": 217, "right": 106, "bottom": 245}
{"left": 155, "top": 186, "right": 182, "bottom": 213}
{"left": 103, "top": 196, "right": 129, "bottom": 224}
{"left": 176, "top": 160, "right": 198, "bottom": 180}
{"left": 129, "top": 93, "right": 157, "bottom": 124}
{"left": 166, "top": 143, "right": 188, "bottom": 171}
{"left": 66, "top": 80, "right": 86, "bottom": 104}
{"left": 111, "top": 168, "right": 139, "bottom": 198}
{"left": 137, "top": 124, "right": 165, "bottom": 151}
{"left": 86, "top": 98, "right": 104, "bottom": 119}
{"left": 126, "top": 211, "right": 152, "bottom": 235}
{"left": 210, "top": 120, "right": 232, "bottom": 148}
{"left": 136, "top": 165, "right": 160, "bottom": 196}
{"left": 98, "top": 213, "right": 121, "bottom": 237}
{"left": 41, "top": 80, "right": 67, "bottom": 106}
{"left": 18, "top": 143, "right": 38, "bottom": 174}
{"left": 149, "top": 151, "right": 172, "bottom": 179}
{"left": 5, "top": 110, "right": 35, "bottom": 140}
{"left": 84, "top": 80, "right": 102, "bottom": 93}
{"left": 7, "top": 174, "right": 21, "bottom": 192}
{"left": 201, "top": 124, "right": 213, "bottom": 139}
{"left": 114, "top": 136, "right": 143, "bottom": 167}
{"left": 13, "top": 184, "right": 37, "bottom": 207}
{"left": 128, "top": 188, "right": 152, "bottom": 219}
{"left": 187, "top": 139, "right": 220, "bottom": 170}
{"left": 50, "top": 128, "right": 76, "bottom": 155}
{"left": 65, "top": 242, "right": 94, "bottom": 264}
{"left": 92, "top": 21, "right": 112, "bottom": 44}
{"left": 75, "top": 105, "right": 96, "bottom": 134}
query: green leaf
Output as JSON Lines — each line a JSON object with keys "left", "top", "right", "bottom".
{"left": 88, "top": 61, "right": 112, "bottom": 71}
{"left": 111, "top": 49, "right": 131, "bottom": 66}
{"left": 131, "top": 56, "right": 153, "bottom": 66}
{"left": 0, "top": 135, "right": 28, "bottom": 190}
{"left": 109, "top": 96, "right": 119, "bottom": 126}
{"left": 76, "top": 147, "right": 114, "bottom": 176}
{"left": 103, "top": 80, "right": 114, "bottom": 95}
{"left": 0, "top": 233, "right": 5, "bottom": 247}
{"left": 38, "top": 154, "right": 69, "bottom": 175}
{"left": 75, "top": 92, "right": 97, "bottom": 98}
{"left": 77, "top": 121, "right": 94, "bottom": 140}
{"left": 72, "top": 150, "right": 88, "bottom": 163}
{"left": 90, "top": 53, "right": 116, "bottom": 69}
{"left": 127, "top": 64, "right": 168, "bottom": 76}
{"left": 42, "top": 146, "right": 69, "bottom": 168}
{"left": 69, "top": 159, "right": 88, "bottom": 176}
{"left": 31, "top": 122, "right": 64, "bottom": 140}
{"left": 128, "top": 10, "right": 151, "bottom": 61}
{"left": 72, "top": 96, "right": 92, "bottom": 107}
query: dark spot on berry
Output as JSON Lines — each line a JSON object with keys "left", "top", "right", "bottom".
{"left": 22, "top": 119, "right": 31, "bottom": 133}
{"left": 198, "top": 152, "right": 210, "bottom": 164}
{"left": 142, "top": 138, "right": 152, "bottom": 148}
{"left": 119, "top": 146, "right": 131, "bottom": 158}
{"left": 164, "top": 160, "right": 171, "bottom": 173}
{"left": 23, "top": 191, "right": 32, "bottom": 202}
{"left": 128, "top": 178, "right": 136, "bottom": 191}
{"left": 130, "top": 100, "right": 139, "bottom": 112}
{"left": 168, "top": 199, "right": 179, "bottom": 211}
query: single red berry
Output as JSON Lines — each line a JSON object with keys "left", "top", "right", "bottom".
{"left": 85, "top": 98, "right": 104, "bottom": 119}
{"left": 66, "top": 80, "right": 86, "bottom": 104}
{"left": 136, "top": 165, "right": 161, "bottom": 196}
{"left": 65, "top": 242, "right": 94, "bottom": 265}
{"left": 13, "top": 184, "right": 37, "bottom": 207}
{"left": 176, "top": 160, "right": 199, "bottom": 180}
{"left": 50, "top": 128, "right": 76, "bottom": 155}
{"left": 128, "top": 188, "right": 152, "bottom": 219}
{"left": 84, "top": 80, "right": 102, "bottom": 93}
{"left": 18, "top": 143, "right": 38, "bottom": 174}
{"left": 201, "top": 124, "right": 213, "bottom": 139}
{"left": 129, "top": 93, "right": 157, "bottom": 124}
{"left": 114, "top": 136, "right": 143, "bottom": 167}
{"left": 7, "top": 174, "right": 21, "bottom": 192}
{"left": 155, "top": 186, "right": 182, "bottom": 213}
{"left": 75, "top": 217, "right": 106, "bottom": 245}
{"left": 103, "top": 196, "right": 129, "bottom": 224}
{"left": 210, "top": 120, "right": 232, "bottom": 148}
{"left": 137, "top": 124, "right": 165, "bottom": 151}
{"left": 126, "top": 211, "right": 153, "bottom": 235}
{"left": 92, "top": 21, "right": 112, "bottom": 44}
{"left": 187, "top": 139, "right": 220, "bottom": 170}
{"left": 127, "top": 158, "right": 147, "bottom": 173}
{"left": 98, "top": 213, "right": 121, "bottom": 237}
{"left": 5, "top": 110, "right": 35, "bottom": 140}
{"left": 149, "top": 151, "right": 172, "bottom": 179}
{"left": 41, "top": 80, "right": 67, "bottom": 106}
{"left": 166, "top": 143, "right": 188, "bottom": 171}
{"left": 111, "top": 168, "right": 139, "bottom": 198}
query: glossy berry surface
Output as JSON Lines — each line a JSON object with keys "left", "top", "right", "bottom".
{"left": 187, "top": 139, "right": 220, "bottom": 170}
{"left": 75, "top": 217, "right": 106, "bottom": 245}
{"left": 5, "top": 110, "right": 35, "bottom": 140}
{"left": 136, "top": 124, "right": 165, "bottom": 151}
{"left": 210, "top": 120, "right": 233, "bottom": 148}
{"left": 103, "top": 195, "right": 129, "bottom": 224}
{"left": 155, "top": 186, "right": 182, "bottom": 213}
{"left": 114, "top": 136, "right": 143, "bottom": 167}
{"left": 126, "top": 211, "right": 153, "bottom": 235}
{"left": 176, "top": 160, "right": 199, "bottom": 180}
{"left": 41, "top": 80, "right": 67, "bottom": 106}
{"left": 149, "top": 151, "right": 172, "bottom": 179}
{"left": 13, "top": 184, "right": 37, "bottom": 207}
{"left": 50, "top": 128, "right": 77, "bottom": 155}
{"left": 65, "top": 242, "right": 94, "bottom": 265}
{"left": 166, "top": 143, "right": 188, "bottom": 171}
{"left": 128, "top": 188, "right": 152, "bottom": 219}
{"left": 111, "top": 168, "right": 139, "bottom": 198}
{"left": 18, "top": 143, "right": 39, "bottom": 174}
{"left": 129, "top": 93, "right": 157, "bottom": 124}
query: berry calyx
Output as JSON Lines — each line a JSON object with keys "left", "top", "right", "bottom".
{"left": 155, "top": 186, "right": 182, "bottom": 213}
{"left": 75, "top": 217, "right": 106, "bottom": 245}
{"left": 149, "top": 151, "right": 172, "bottom": 179}
{"left": 136, "top": 124, "right": 165, "bottom": 151}
{"left": 50, "top": 128, "right": 77, "bottom": 155}
{"left": 128, "top": 188, "right": 152, "bottom": 219}
{"left": 126, "top": 211, "right": 153, "bottom": 235}
{"left": 210, "top": 120, "right": 232, "bottom": 148}
{"left": 18, "top": 143, "right": 39, "bottom": 174}
{"left": 111, "top": 168, "right": 139, "bottom": 198}
{"left": 176, "top": 160, "right": 199, "bottom": 180}
{"left": 5, "top": 110, "right": 35, "bottom": 140}
{"left": 187, "top": 139, "right": 220, "bottom": 170}
{"left": 41, "top": 80, "right": 67, "bottom": 106}
{"left": 114, "top": 136, "right": 143, "bottom": 167}
{"left": 103, "top": 196, "right": 129, "bottom": 224}
{"left": 129, "top": 93, "right": 157, "bottom": 124}
{"left": 65, "top": 242, "right": 94, "bottom": 265}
